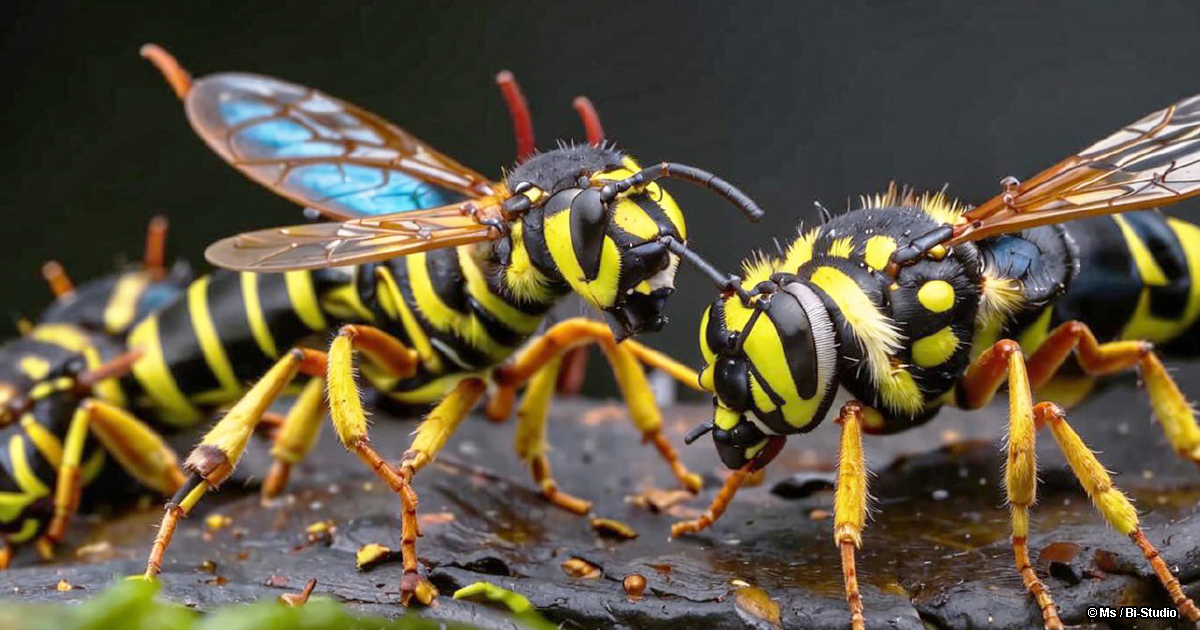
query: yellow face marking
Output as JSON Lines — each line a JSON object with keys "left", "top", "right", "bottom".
{"left": 612, "top": 197, "right": 661, "bottom": 241}
{"left": 698, "top": 307, "right": 715, "bottom": 364}
{"left": 543, "top": 210, "right": 621, "bottom": 309}
{"left": 863, "top": 236, "right": 896, "bottom": 271}
{"left": 18, "top": 356, "right": 51, "bottom": 381}
{"left": 827, "top": 236, "right": 855, "bottom": 258}
{"left": 917, "top": 280, "right": 955, "bottom": 313}
{"left": 284, "top": 271, "right": 329, "bottom": 331}
{"left": 911, "top": 326, "right": 958, "bottom": 368}
{"left": 715, "top": 404, "right": 740, "bottom": 430}
{"left": 187, "top": 277, "right": 241, "bottom": 396}
{"left": 698, "top": 364, "right": 715, "bottom": 392}
{"left": 240, "top": 272, "right": 279, "bottom": 359}
{"left": 742, "top": 303, "right": 826, "bottom": 428}
{"left": 376, "top": 265, "right": 443, "bottom": 374}
{"left": 744, "top": 439, "right": 768, "bottom": 460}
{"left": 748, "top": 373, "right": 777, "bottom": 414}
{"left": 103, "top": 272, "right": 150, "bottom": 334}
{"left": 127, "top": 317, "right": 202, "bottom": 426}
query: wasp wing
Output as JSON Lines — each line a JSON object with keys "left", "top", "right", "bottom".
{"left": 204, "top": 199, "right": 505, "bottom": 272}
{"left": 950, "top": 93, "right": 1200, "bottom": 244}
{"left": 184, "top": 72, "right": 498, "bottom": 220}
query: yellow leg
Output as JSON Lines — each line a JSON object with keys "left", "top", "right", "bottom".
{"left": 262, "top": 377, "right": 326, "bottom": 501}
{"left": 512, "top": 355, "right": 591, "bottom": 514}
{"left": 832, "top": 401, "right": 868, "bottom": 630}
{"left": 41, "top": 399, "right": 186, "bottom": 549}
{"left": 493, "top": 318, "right": 702, "bottom": 493}
{"left": 142, "top": 347, "right": 322, "bottom": 579}
{"left": 326, "top": 324, "right": 484, "bottom": 607}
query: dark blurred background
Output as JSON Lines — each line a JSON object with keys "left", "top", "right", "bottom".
{"left": 4, "top": 0, "right": 1200, "bottom": 396}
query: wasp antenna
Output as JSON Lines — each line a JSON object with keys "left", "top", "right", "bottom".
{"left": 684, "top": 421, "right": 715, "bottom": 444}
{"left": 620, "top": 163, "right": 764, "bottom": 222}
{"left": 42, "top": 261, "right": 74, "bottom": 298}
{"left": 495, "top": 70, "right": 536, "bottom": 163}
{"left": 139, "top": 44, "right": 192, "bottom": 99}
{"left": 572, "top": 96, "right": 606, "bottom": 146}
{"left": 144, "top": 215, "right": 169, "bottom": 279}
{"left": 815, "top": 200, "right": 833, "bottom": 224}
{"left": 658, "top": 236, "right": 751, "bottom": 304}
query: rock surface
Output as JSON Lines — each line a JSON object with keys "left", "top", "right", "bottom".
{"left": 2, "top": 381, "right": 1198, "bottom": 629}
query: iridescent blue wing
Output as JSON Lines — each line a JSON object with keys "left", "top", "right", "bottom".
{"left": 952, "top": 93, "right": 1200, "bottom": 243}
{"left": 183, "top": 73, "right": 498, "bottom": 220}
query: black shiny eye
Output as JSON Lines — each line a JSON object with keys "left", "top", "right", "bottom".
{"left": 714, "top": 355, "right": 750, "bottom": 412}
{"left": 569, "top": 188, "right": 611, "bottom": 281}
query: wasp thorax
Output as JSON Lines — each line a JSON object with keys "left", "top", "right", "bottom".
{"left": 698, "top": 280, "right": 840, "bottom": 469}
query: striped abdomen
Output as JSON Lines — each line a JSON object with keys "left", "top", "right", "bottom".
{"left": 1053, "top": 211, "right": 1200, "bottom": 348}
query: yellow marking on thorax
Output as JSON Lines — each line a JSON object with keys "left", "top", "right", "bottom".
{"left": 104, "top": 273, "right": 150, "bottom": 334}
{"left": 715, "top": 405, "right": 740, "bottom": 430}
{"left": 917, "top": 280, "right": 955, "bottom": 313}
{"left": 375, "top": 265, "right": 443, "bottom": 374}
{"left": 612, "top": 197, "right": 661, "bottom": 240}
{"left": 240, "top": 272, "right": 278, "bottom": 359}
{"left": 503, "top": 223, "right": 555, "bottom": 303}
{"left": 18, "top": 356, "right": 51, "bottom": 380}
{"left": 827, "top": 237, "right": 855, "bottom": 258}
{"left": 284, "top": 271, "right": 329, "bottom": 331}
{"left": 8, "top": 435, "right": 48, "bottom": 496}
{"left": 1018, "top": 307, "right": 1055, "bottom": 355}
{"left": 912, "top": 326, "right": 958, "bottom": 368}
{"left": 863, "top": 236, "right": 896, "bottom": 271}
{"left": 20, "top": 414, "right": 62, "bottom": 468}
{"left": 127, "top": 317, "right": 202, "bottom": 425}
{"left": 458, "top": 248, "right": 541, "bottom": 335}
{"left": 187, "top": 277, "right": 241, "bottom": 396}
{"left": 781, "top": 228, "right": 818, "bottom": 272}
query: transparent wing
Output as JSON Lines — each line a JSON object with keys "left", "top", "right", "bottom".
{"left": 204, "top": 199, "right": 505, "bottom": 271}
{"left": 185, "top": 72, "right": 498, "bottom": 219}
{"left": 951, "top": 93, "right": 1200, "bottom": 243}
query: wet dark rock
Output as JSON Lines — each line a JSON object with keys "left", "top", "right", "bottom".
{"left": 1, "top": 384, "right": 1199, "bottom": 629}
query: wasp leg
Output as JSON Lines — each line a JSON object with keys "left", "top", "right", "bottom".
{"left": 1024, "top": 321, "right": 1200, "bottom": 464}
{"left": 959, "top": 340, "right": 1064, "bottom": 630}
{"left": 261, "top": 377, "right": 325, "bottom": 502}
{"left": 261, "top": 324, "right": 418, "bottom": 499}
{"left": 0, "top": 543, "right": 10, "bottom": 570}
{"left": 142, "top": 348, "right": 325, "bottom": 580}
{"left": 832, "top": 401, "right": 869, "bottom": 630}
{"left": 1035, "top": 401, "right": 1200, "bottom": 624}
{"left": 669, "top": 460, "right": 755, "bottom": 537}
{"left": 511, "top": 354, "right": 592, "bottom": 514}
{"left": 40, "top": 399, "right": 186, "bottom": 554}
{"left": 492, "top": 318, "right": 703, "bottom": 494}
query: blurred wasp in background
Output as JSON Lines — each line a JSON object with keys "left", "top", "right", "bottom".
{"left": 668, "top": 94, "right": 1200, "bottom": 629}
{"left": 135, "top": 45, "right": 765, "bottom": 605}
{"left": 0, "top": 219, "right": 193, "bottom": 567}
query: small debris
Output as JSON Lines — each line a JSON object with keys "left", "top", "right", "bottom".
{"left": 264, "top": 574, "right": 289, "bottom": 588}
{"left": 561, "top": 557, "right": 601, "bottom": 579}
{"left": 305, "top": 520, "right": 336, "bottom": 546}
{"left": 204, "top": 513, "right": 232, "bottom": 531}
{"left": 56, "top": 579, "right": 72, "bottom": 592}
{"left": 940, "top": 429, "right": 963, "bottom": 444}
{"left": 279, "top": 578, "right": 316, "bottom": 606}
{"left": 74, "top": 541, "right": 114, "bottom": 560}
{"left": 582, "top": 404, "right": 624, "bottom": 425}
{"left": 590, "top": 517, "right": 639, "bottom": 540}
{"left": 417, "top": 512, "right": 455, "bottom": 527}
{"left": 198, "top": 560, "right": 217, "bottom": 574}
{"left": 931, "top": 489, "right": 950, "bottom": 501}
{"left": 356, "top": 543, "right": 397, "bottom": 570}
{"left": 808, "top": 508, "right": 831, "bottom": 520}
{"left": 623, "top": 574, "right": 647, "bottom": 601}
{"left": 205, "top": 576, "right": 228, "bottom": 586}
{"left": 626, "top": 487, "right": 692, "bottom": 513}
{"left": 733, "top": 584, "right": 782, "bottom": 629}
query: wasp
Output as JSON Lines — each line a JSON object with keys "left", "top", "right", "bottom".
{"left": 134, "top": 45, "right": 765, "bottom": 604}
{"left": 0, "top": 218, "right": 194, "bottom": 566}
{"left": 667, "top": 94, "right": 1200, "bottom": 629}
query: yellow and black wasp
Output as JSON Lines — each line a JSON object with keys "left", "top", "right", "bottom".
{"left": 0, "top": 219, "right": 193, "bottom": 566}
{"left": 134, "top": 45, "right": 765, "bottom": 604}
{"left": 666, "top": 94, "right": 1200, "bottom": 629}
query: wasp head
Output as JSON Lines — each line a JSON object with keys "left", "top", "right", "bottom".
{"left": 509, "top": 146, "right": 685, "bottom": 339}
{"left": 690, "top": 278, "right": 840, "bottom": 469}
